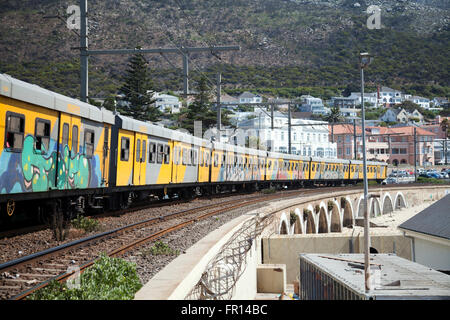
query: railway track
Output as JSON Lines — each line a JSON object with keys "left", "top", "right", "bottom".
{"left": 0, "top": 183, "right": 443, "bottom": 300}
{"left": 0, "top": 187, "right": 328, "bottom": 300}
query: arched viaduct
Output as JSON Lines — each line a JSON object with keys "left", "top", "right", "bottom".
{"left": 277, "top": 190, "right": 409, "bottom": 235}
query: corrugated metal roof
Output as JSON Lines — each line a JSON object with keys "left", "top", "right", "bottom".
{"left": 300, "top": 253, "right": 450, "bottom": 299}
{"left": 399, "top": 194, "right": 450, "bottom": 240}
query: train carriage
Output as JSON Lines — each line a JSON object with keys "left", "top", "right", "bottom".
{"left": 0, "top": 74, "right": 114, "bottom": 198}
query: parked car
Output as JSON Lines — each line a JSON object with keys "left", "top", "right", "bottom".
{"left": 382, "top": 177, "right": 398, "bottom": 185}
{"left": 419, "top": 172, "right": 440, "bottom": 179}
{"left": 439, "top": 172, "right": 449, "bottom": 179}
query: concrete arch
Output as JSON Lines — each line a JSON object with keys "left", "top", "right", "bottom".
{"left": 305, "top": 205, "right": 316, "bottom": 234}
{"left": 382, "top": 193, "right": 394, "bottom": 215}
{"left": 317, "top": 202, "right": 329, "bottom": 233}
{"left": 279, "top": 212, "right": 289, "bottom": 235}
{"left": 341, "top": 196, "right": 354, "bottom": 227}
{"left": 291, "top": 208, "right": 304, "bottom": 234}
{"left": 394, "top": 192, "right": 407, "bottom": 210}
{"left": 369, "top": 198, "right": 381, "bottom": 217}
{"left": 356, "top": 195, "right": 365, "bottom": 217}
{"left": 328, "top": 199, "right": 342, "bottom": 232}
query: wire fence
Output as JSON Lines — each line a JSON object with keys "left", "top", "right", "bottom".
{"left": 185, "top": 212, "right": 274, "bottom": 300}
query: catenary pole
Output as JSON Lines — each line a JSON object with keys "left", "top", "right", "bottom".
{"left": 360, "top": 53, "right": 371, "bottom": 293}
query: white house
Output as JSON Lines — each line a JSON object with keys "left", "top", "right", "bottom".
{"left": 379, "top": 86, "right": 403, "bottom": 106}
{"left": 348, "top": 92, "right": 379, "bottom": 107}
{"left": 399, "top": 194, "right": 450, "bottom": 273}
{"left": 152, "top": 92, "right": 182, "bottom": 114}
{"left": 407, "top": 96, "right": 431, "bottom": 110}
{"left": 340, "top": 108, "right": 359, "bottom": 118}
{"left": 298, "top": 95, "right": 329, "bottom": 115}
{"left": 238, "top": 92, "right": 262, "bottom": 104}
{"left": 432, "top": 97, "right": 449, "bottom": 107}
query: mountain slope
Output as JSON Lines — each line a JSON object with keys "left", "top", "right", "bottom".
{"left": 0, "top": 0, "right": 448, "bottom": 98}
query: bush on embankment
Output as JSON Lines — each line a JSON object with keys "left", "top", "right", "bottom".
{"left": 27, "top": 254, "right": 142, "bottom": 300}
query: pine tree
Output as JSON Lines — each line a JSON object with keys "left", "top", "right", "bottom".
{"left": 119, "top": 51, "right": 161, "bottom": 122}
{"left": 179, "top": 76, "right": 214, "bottom": 134}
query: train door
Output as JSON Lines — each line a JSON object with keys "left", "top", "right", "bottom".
{"left": 58, "top": 112, "right": 81, "bottom": 190}
{"left": 198, "top": 146, "right": 210, "bottom": 183}
{"left": 101, "top": 125, "right": 110, "bottom": 186}
{"left": 133, "top": 133, "right": 147, "bottom": 185}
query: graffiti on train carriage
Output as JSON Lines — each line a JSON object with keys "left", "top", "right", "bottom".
{"left": 0, "top": 135, "right": 102, "bottom": 194}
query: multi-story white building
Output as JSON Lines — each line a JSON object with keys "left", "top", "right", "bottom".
{"left": 152, "top": 92, "right": 182, "bottom": 114}
{"left": 235, "top": 111, "right": 337, "bottom": 157}
{"left": 379, "top": 86, "right": 403, "bottom": 106}
{"left": 298, "top": 95, "right": 329, "bottom": 115}
{"left": 238, "top": 92, "right": 263, "bottom": 104}
{"left": 348, "top": 92, "right": 379, "bottom": 107}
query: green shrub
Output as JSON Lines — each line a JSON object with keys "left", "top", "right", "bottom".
{"left": 71, "top": 214, "right": 100, "bottom": 233}
{"left": 289, "top": 210, "right": 297, "bottom": 226}
{"left": 261, "top": 187, "right": 276, "bottom": 194}
{"left": 144, "top": 241, "right": 179, "bottom": 256}
{"left": 28, "top": 254, "right": 142, "bottom": 300}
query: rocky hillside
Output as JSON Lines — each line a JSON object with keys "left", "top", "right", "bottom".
{"left": 0, "top": 0, "right": 448, "bottom": 98}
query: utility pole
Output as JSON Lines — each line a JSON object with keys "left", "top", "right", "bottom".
{"left": 271, "top": 104, "right": 274, "bottom": 130}
{"left": 353, "top": 119, "right": 357, "bottom": 160}
{"left": 414, "top": 127, "right": 417, "bottom": 182}
{"left": 80, "top": 0, "right": 88, "bottom": 102}
{"left": 359, "top": 52, "right": 373, "bottom": 293}
{"left": 76, "top": 0, "right": 239, "bottom": 102}
{"left": 216, "top": 72, "right": 222, "bottom": 137}
{"left": 288, "top": 103, "right": 292, "bottom": 154}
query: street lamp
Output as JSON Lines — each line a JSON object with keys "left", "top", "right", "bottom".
{"left": 359, "top": 52, "right": 373, "bottom": 293}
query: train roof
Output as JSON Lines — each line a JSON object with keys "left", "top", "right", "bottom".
{"left": 118, "top": 115, "right": 212, "bottom": 147}
{"left": 0, "top": 73, "right": 115, "bottom": 124}
{"left": 310, "top": 157, "right": 349, "bottom": 164}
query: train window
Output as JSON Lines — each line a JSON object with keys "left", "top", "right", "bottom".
{"left": 222, "top": 154, "right": 226, "bottom": 168}
{"left": 164, "top": 145, "right": 170, "bottom": 164}
{"left": 136, "top": 139, "right": 141, "bottom": 162}
{"left": 35, "top": 118, "right": 51, "bottom": 152}
{"left": 84, "top": 130, "right": 95, "bottom": 158}
{"left": 62, "top": 123, "right": 69, "bottom": 146}
{"left": 192, "top": 150, "right": 197, "bottom": 166}
{"left": 214, "top": 153, "right": 219, "bottom": 167}
{"left": 5, "top": 112, "right": 25, "bottom": 151}
{"left": 120, "top": 137, "right": 130, "bottom": 161}
{"left": 149, "top": 142, "right": 156, "bottom": 163}
{"left": 72, "top": 126, "right": 79, "bottom": 154}
{"left": 141, "top": 140, "right": 146, "bottom": 162}
{"left": 205, "top": 152, "right": 210, "bottom": 166}
{"left": 173, "top": 146, "right": 179, "bottom": 165}
{"left": 193, "top": 150, "right": 198, "bottom": 166}
{"left": 157, "top": 144, "right": 164, "bottom": 164}
{"left": 182, "top": 148, "right": 188, "bottom": 165}
{"left": 104, "top": 127, "right": 109, "bottom": 157}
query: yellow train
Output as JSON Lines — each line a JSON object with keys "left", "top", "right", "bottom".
{"left": 0, "top": 73, "right": 387, "bottom": 223}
